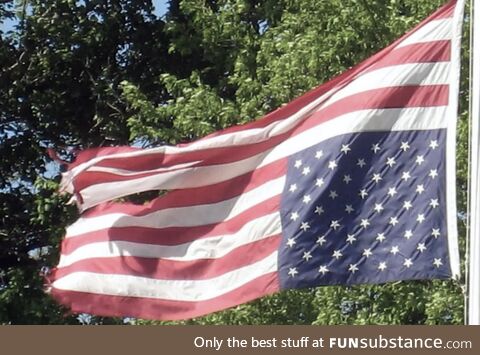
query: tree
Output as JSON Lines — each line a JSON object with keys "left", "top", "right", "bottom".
{"left": 0, "top": 0, "right": 467, "bottom": 324}
{"left": 1, "top": 0, "right": 173, "bottom": 324}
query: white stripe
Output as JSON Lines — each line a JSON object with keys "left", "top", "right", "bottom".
{"left": 53, "top": 251, "right": 278, "bottom": 301}
{"left": 445, "top": 0, "right": 464, "bottom": 279}
{"left": 261, "top": 106, "right": 449, "bottom": 167}
{"left": 59, "top": 212, "right": 281, "bottom": 267}
{"left": 89, "top": 160, "right": 201, "bottom": 176}
{"left": 67, "top": 177, "right": 285, "bottom": 236}
{"left": 325, "top": 62, "right": 450, "bottom": 107}
{"left": 77, "top": 105, "right": 449, "bottom": 210}
{"left": 86, "top": 147, "right": 271, "bottom": 177}
{"left": 396, "top": 18, "right": 453, "bottom": 48}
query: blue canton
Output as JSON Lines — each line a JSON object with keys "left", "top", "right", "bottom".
{"left": 278, "top": 129, "right": 451, "bottom": 289}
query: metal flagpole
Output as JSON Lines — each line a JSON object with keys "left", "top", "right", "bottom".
{"left": 469, "top": 0, "right": 480, "bottom": 326}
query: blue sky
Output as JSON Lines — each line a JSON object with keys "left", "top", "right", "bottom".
{"left": 1, "top": 0, "right": 169, "bottom": 32}
{"left": 153, "top": 0, "right": 169, "bottom": 17}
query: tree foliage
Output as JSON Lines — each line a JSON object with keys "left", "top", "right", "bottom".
{"left": 0, "top": 0, "right": 467, "bottom": 324}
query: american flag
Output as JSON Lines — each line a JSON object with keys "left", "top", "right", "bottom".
{"left": 51, "top": 0, "right": 463, "bottom": 320}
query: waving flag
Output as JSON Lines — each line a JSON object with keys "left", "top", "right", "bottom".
{"left": 51, "top": 0, "right": 464, "bottom": 320}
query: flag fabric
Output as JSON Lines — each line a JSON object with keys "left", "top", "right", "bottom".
{"left": 51, "top": 0, "right": 464, "bottom": 320}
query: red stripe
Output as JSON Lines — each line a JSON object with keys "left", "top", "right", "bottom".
{"left": 96, "top": 131, "right": 290, "bottom": 172}
{"left": 73, "top": 84, "right": 448, "bottom": 192}
{"left": 366, "top": 41, "right": 450, "bottom": 73}
{"left": 51, "top": 271, "right": 280, "bottom": 321}
{"left": 63, "top": 196, "right": 281, "bottom": 253}
{"left": 80, "top": 159, "right": 286, "bottom": 218}
{"left": 68, "top": 146, "right": 139, "bottom": 169}
{"left": 291, "top": 84, "right": 449, "bottom": 137}
{"left": 431, "top": 0, "right": 455, "bottom": 20}
{"left": 56, "top": 235, "right": 281, "bottom": 281}
{"left": 319, "top": 84, "right": 449, "bottom": 115}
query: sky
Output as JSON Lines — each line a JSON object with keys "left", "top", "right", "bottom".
{"left": 0, "top": 0, "right": 169, "bottom": 33}
{"left": 153, "top": 0, "right": 169, "bottom": 17}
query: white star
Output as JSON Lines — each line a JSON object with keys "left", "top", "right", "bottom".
{"left": 387, "top": 187, "right": 397, "bottom": 197}
{"left": 341, "top": 144, "right": 351, "bottom": 154}
{"left": 363, "top": 248, "right": 373, "bottom": 258}
{"left": 286, "top": 238, "right": 296, "bottom": 247}
{"left": 386, "top": 157, "right": 396, "bottom": 167}
{"left": 372, "top": 173, "right": 382, "bottom": 184}
{"left": 330, "top": 220, "right": 341, "bottom": 230}
{"left": 359, "top": 189, "right": 368, "bottom": 199}
{"left": 318, "top": 265, "right": 329, "bottom": 275}
{"left": 430, "top": 140, "right": 439, "bottom": 149}
{"left": 290, "top": 212, "right": 299, "bottom": 221}
{"left": 357, "top": 158, "right": 366, "bottom": 168}
{"left": 417, "top": 243, "right": 427, "bottom": 253}
{"left": 328, "top": 160, "right": 337, "bottom": 170}
{"left": 389, "top": 216, "right": 399, "bottom": 226}
{"left": 315, "top": 178, "right": 325, "bottom": 188}
{"left": 403, "top": 200, "right": 413, "bottom": 210}
{"left": 401, "top": 171, "right": 411, "bottom": 181}
{"left": 374, "top": 203, "right": 384, "bottom": 213}
{"left": 376, "top": 233, "right": 386, "bottom": 242}
{"left": 348, "top": 264, "right": 359, "bottom": 273}
{"left": 316, "top": 235, "right": 327, "bottom": 245}
{"left": 289, "top": 184, "right": 297, "bottom": 192}
{"left": 329, "top": 190, "right": 338, "bottom": 199}
{"left": 390, "top": 246, "right": 400, "bottom": 255}
{"left": 400, "top": 141, "right": 410, "bottom": 151}
{"left": 416, "top": 185, "right": 425, "bottom": 194}
{"left": 378, "top": 262, "right": 387, "bottom": 271}
{"left": 315, "top": 206, "right": 324, "bottom": 215}
{"left": 302, "top": 194, "right": 312, "bottom": 205}
{"left": 345, "top": 204, "right": 355, "bottom": 214}
{"left": 433, "top": 258, "right": 443, "bottom": 268}
{"left": 288, "top": 267, "right": 298, "bottom": 277}
{"left": 432, "top": 228, "right": 441, "bottom": 239}
{"left": 346, "top": 234, "right": 357, "bottom": 244}
{"left": 371, "top": 143, "right": 381, "bottom": 153}
{"left": 360, "top": 219, "right": 370, "bottom": 229}
{"left": 300, "top": 222, "right": 310, "bottom": 232}
{"left": 302, "top": 251, "right": 313, "bottom": 261}
{"left": 429, "top": 169, "right": 438, "bottom": 179}
{"left": 417, "top": 214, "right": 425, "bottom": 223}
{"left": 332, "top": 250, "right": 343, "bottom": 259}
{"left": 403, "top": 258, "right": 413, "bottom": 268}
{"left": 404, "top": 230, "right": 413, "bottom": 240}
{"left": 315, "top": 150, "right": 324, "bottom": 159}
{"left": 416, "top": 155, "right": 425, "bottom": 165}
{"left": 343, "top": 175, "right": 352, "bottom": 184}
{"left": 430, "top": 199, "right": 439, "bottom": 208}
{"left": 302, "top": 166, "right": 311, "bottom": 176}
{"left": 294, "top": 160, "right": 302, "bottom": 168}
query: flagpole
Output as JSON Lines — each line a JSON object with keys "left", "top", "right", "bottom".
{"left": 469, "top": 0, "right": 480, "bottom": 326}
